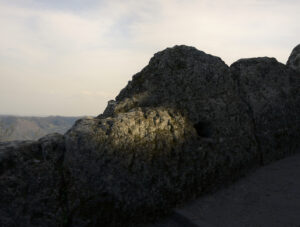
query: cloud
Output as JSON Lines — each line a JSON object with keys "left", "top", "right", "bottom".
{"left": 0, "top": 0, "right": 104, "bottom": 12}
{"left": 130, "top": 0, "right": 300, "bottom": 63}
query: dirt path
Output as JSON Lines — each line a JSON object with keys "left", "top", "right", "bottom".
{"left": 151, "top": 153, "right": 300, "bottom": 227}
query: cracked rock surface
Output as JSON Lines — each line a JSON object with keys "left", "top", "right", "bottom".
{"left": 0, "top": 44, "right": 299, "bottom": 227}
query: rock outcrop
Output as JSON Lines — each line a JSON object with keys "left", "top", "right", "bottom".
{"left": 0, "top": 44, "right": 299, "bottom": 227}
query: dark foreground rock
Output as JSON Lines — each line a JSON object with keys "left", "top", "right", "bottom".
{"left": 0, "top": 134, "right": 66, "bottom": 227}
{"left": 0, "top": 44, "right": 299, "bottom": 226}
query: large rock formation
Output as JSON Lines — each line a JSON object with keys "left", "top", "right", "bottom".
{"left": 64, "top": 46, "right": 257, "bottom": 226}
{"left": 0, "top": 44, "right": 299, "bottom": 227}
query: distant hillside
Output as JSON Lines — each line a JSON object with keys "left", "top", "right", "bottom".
{"left": 0, "top": 115, "right": 80, "bottom": 142}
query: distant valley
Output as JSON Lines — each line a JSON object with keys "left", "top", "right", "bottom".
{"left": 0, "top": 115, "right": 80, "bottom": 142}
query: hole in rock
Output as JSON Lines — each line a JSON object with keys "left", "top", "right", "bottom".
{"left": 194, "top": 121, "right": 211, "bottom": 138}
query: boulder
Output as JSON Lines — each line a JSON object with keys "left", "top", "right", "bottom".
{"left": 230, "top": 57, "right": 300, "bottom": 163}
{"left": 64, "top": 46, "right": 257, "bottom": 226}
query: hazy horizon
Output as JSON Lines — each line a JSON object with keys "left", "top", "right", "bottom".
{"left": 0, "top": 113, "right": 86, "bottom": 117}
{"left": 1, "top": 0, "right": 299, "bottom": 116}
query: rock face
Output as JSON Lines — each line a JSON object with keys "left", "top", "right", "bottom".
{"left": 230, "top": 57, "right": 300, "bottom": 163}
{"left": 0, "top": 44, "right": 299, "bottom": 227}
{"left": 287, "top": 44, "right": 300, "bottom": 72}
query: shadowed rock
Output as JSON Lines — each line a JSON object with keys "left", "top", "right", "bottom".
{"left": 0, "top": 44, "right": 299, "bottom": 227}
{"left": 0, "top": 134, "right": 66, "bottom": 227}
{"left": 231, "top": 57, "right": 299, "bottom": 163}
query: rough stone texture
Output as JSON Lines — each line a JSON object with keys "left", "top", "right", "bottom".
{"left": 0, "top": 134, "right": 66, "bottom": 227}
{"left": 64, "top": 46, "right": 268, "bottom": 226}
{"left": 231, "top": 57, "right": 300, "bottom": 164}
{"left": 0, "top": 44, "right": 299, "bottom": 227}
{"left": 102, "top": 46, "right": 239, "bottom": 125}
{"left": 65, "top": 108, "right": 199, "bottom": 226}
{"left": 66, "top": 107, "right": 254, "bottom": 226}
{"left": 287, "top": 44, "right": 300, "bottom": 73}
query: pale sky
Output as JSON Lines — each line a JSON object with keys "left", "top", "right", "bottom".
{"left": 0, "top": 0, "right": 299, "bottom": 116}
